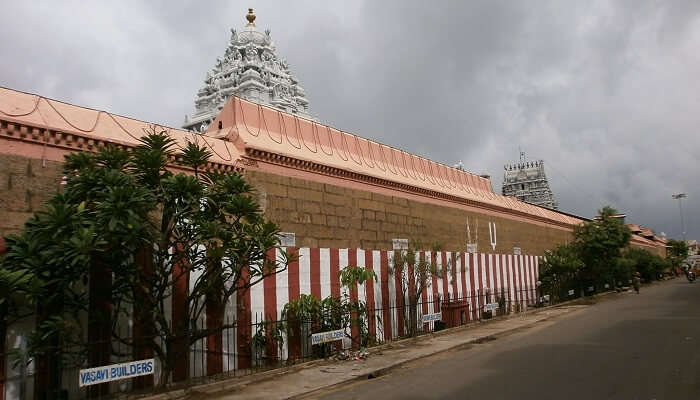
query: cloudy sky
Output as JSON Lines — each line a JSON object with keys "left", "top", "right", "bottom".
{"left": 2, "top": 1, "right": 699, "bottom": 239}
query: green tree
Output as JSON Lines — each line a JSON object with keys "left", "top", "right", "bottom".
{"left": 338, "top": 266, "right": 377, "bottom": 347}
{"left": 667, "top": 239, "right": 689, "bottom": 271}
{"left": 539, "top": 244, "right": 584, "bottom": 301}
{"left": 622, "top": 248, "right": 669, "bottom": 282}
{"left": 0, "top": 127, "right": 290, "bottom": 391}
{"left": 390, "top": 243, "right": 445, "bottom": 337}
{"left": 573, "top": 206, "right": 631, "bottom": 287}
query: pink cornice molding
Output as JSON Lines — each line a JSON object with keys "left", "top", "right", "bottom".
{"left": 0, "top": 87, "right": 243, "bottom": 173}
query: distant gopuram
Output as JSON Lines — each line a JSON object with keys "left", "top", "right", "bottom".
{"left": 502, "top": 153, "right": 558, "bottom": 210}
{"left": 183, "top": 8, "right": 313, "bottom": 132}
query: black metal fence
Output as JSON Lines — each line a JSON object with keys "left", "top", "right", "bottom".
{"left": 1, "top": 285, "right": 592, "bottom": 399}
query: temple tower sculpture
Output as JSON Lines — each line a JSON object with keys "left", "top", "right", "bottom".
{"left": 184, "top": 9, "right": 313, "bottom": 132}
{"left": 502, "top": 153, "right": 558, "bottom": 210}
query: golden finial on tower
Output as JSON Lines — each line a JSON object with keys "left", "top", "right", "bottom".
{"left": 246, "top": 8, "right": 256, "bottom": 26}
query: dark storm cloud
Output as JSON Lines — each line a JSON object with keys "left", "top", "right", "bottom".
{"left": 2, "top": 1, "right": 699, "bottom": 239}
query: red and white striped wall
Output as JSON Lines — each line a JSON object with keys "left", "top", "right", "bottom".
{"left": 183, "top": 248, "right": 542, "bottom": 376}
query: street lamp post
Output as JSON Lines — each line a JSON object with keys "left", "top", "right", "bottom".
{"left": 672, "top": 193, "right": 687, "bottom": 241}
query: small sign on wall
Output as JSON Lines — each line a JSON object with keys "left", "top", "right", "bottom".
{"left": 467, "top": 243, "right": 478, "bottom": 253}
{"left": 422, "top": 312, "right": 442, "bottom": 323}
{"left": 392, "top": 238, "right": 408, "bottom": 250}
{"left": 277, "top": 232, "right": 296, "bottom": 247}
{"left": 513, "top": 247, "right": 522, "bottom": 255}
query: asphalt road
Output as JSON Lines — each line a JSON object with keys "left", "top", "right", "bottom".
{"left": 311, "top": 279, "right": 700, "bottom": 400}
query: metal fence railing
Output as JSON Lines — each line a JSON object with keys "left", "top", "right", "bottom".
{"left": 2, "top": 285, "right": 591, "bottom": 400}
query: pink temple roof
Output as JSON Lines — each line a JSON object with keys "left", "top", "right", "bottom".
{"left": 0, "top": 87, "right": 242, "bottom": 166}
{"left": 209, "top": 96, "right": 582, "bottom": 226}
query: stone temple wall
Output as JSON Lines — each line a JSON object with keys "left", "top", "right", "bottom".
{"left": 245, "top": 169, "right": 573, "bottom": 255}
{"left": 0, "top": 150, "right": 573, "bottom": 256}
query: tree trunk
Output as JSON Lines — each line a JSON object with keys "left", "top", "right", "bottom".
{"left": 206, "top": 296, "right": 224, "bottom": 376}
{"left": 87, "top": 263, "right": 112, "bottom": 398}
{"left": 133, "top": 248, "right": 155, "bottom": 390}
{"left": 408, "top": 295, "right": 418, "bottom": 337}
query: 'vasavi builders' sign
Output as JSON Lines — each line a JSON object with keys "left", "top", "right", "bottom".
{"left": 79, "top": 358, "right": 154, "bottom": 387}
{"left": 311, "top": 329, "right": 344, "bottom": 345}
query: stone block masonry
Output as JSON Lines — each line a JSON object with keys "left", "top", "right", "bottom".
{"left": 0, "top": 153, "right": 64, "bottom": 238}
{"left": 246, "top": 170, "right": 572, "bottom": 255}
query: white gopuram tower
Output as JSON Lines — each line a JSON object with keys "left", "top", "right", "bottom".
{"left": 184, "top": 9, "right": 313, "bottom": 132}
{"left": 502, "top": 152, "right": 558, "bottom": 210}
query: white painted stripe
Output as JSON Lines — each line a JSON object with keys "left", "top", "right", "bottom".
{"left": 527, "top": 256, "right": 534, "bottom": 303}
{"left": 338, "top": 249, "right": 350, "bottom": 349}
{"left": 188, "top": 251, "right": 206, "bottom": 378}
{"left": 465, "top": 253, "right": 472, "bottom": 298}
{"left": 339, "top": 249, "right": 349, "bottom": 299}
{"left": 512, "top": 254, "right": 517, "bottom": 295}
{"left": 435, "top": 252, "right": 444, "bottom": 300}
{"left": 488, "top": 254, "right": 496, "bottom": 293}
{"left": 502, "top": 254, "right": 508, "bottom": 296}
{"left": 531, "top": 256, "right": 537, "bottom": 303}
{"left": 495, "top": 254, "right": 501, "bottom": 292}
{"left": 298, "top": 247, "right": 311, "bottom": 296}
{"left": 455, "top": 252, "right": 463, "bottom": 298}
{"left": 224, "top": 289, "right": 236, "bottom": 371}
{"left": 320, "top": 248, "right": 331, "bottom": 299}
{"left": 508, "top": 255, "right": 514, "bottom": 304}
{"left": 425, "top": 252, "right": 434, "bottom": 315}
{"left": 356, "top": 249, "right": 367, "bottom": 306}
{"left": 446, "top": 252, "right": 453, "bottom": 299}
{"left": 250, "top": 259, "right": 265, "bottom": 318}
{"left": 372, "top": 250, "right": 383, "bottom": 340}
{"left": 275, "top": 248, "right": 289, "bottom": 360}
{"left": 387, "top": 251, "right": 398, "bottom": 339}
{"left": 519, "top": 255, "right": 526, "bottom": 303}
{"left": 480, "top": 253, "right": 487, "bottom": 301}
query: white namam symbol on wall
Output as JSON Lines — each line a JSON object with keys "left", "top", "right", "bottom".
{"left": 488, "top": 222, "right": 497, "bottom": 250}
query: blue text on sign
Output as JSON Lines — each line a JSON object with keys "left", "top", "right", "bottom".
{"left": 79, "top": 359, "right": 154, "bottom": 387}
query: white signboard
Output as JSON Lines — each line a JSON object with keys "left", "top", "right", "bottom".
{"left": 311, "top": 329, "right": 344, "bottom": 345}
{"left": 467, "top": 243, "right": 478, "bottom": 253}
{"left": 568, "top": 289, "right": 575, "bottom": 296}
{"left": 422, "top": 312, "right": 442, "bottom": 323}
{"left": 484, "top": 302, "right": 499, "bottom": 312}
{"left": 513, "top": 247, "right": 522, "bottom": 255}
{"left": 278, "top": 232, "right": 296, "bottom": 247}
{"left": 392, "top": 238, "right": 408, "bottom": 250}
{"left": 79, "top": 358, "right": 154, "bottom": 387}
